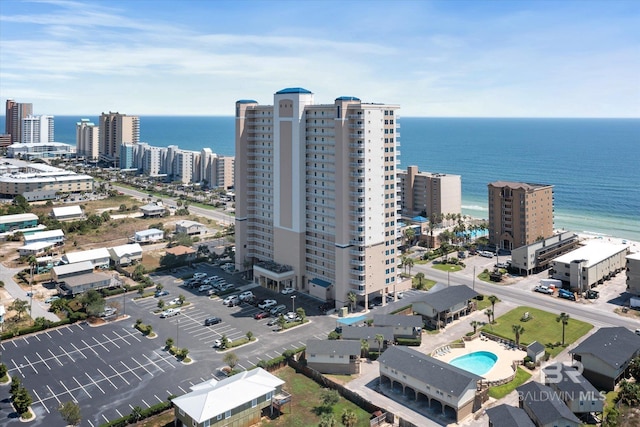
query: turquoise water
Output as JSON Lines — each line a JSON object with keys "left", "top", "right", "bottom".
{"left": 449, "top": 351, "right": 497, "bottom": 376}
{"left": 5, "top": 116, "right": 638, "bottom": 241}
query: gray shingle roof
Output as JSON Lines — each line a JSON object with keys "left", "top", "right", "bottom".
{"left": 341, "top": 326, "right": 394, "bottom": 342}
{"left": 416, "top": 285, "right": 479, "bottom": 312}
{"left": 486, "top": 404, "right": 535, "bottom": 427}
{"left": 527, "top": 341, "right": 545, "bottom": 354}
{"left": 306, "top": 339, "right": 360, "bottom": 356}
{"left": 571, "top": 327, "right": 640, "bottom": 370}
{"left": 542, "top": 363, "right": 600, "bottom": 397}
{"left": 516, "top": 382, "right": 581, "bottom": 425}
{"left": 379, "top": 346, "right": 481, "bottom": 398}
{"left": 373, "top": 314, "right": 423, "bottom": 328}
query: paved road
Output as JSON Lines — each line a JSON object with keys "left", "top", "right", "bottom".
{"left": 0, "top": 263, "right": 59, "bottom": 322}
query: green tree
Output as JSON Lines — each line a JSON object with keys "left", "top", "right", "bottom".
{"left": 488, "top": 295, "right": 499, "bottom": 316}
{"left": 556, "top": 312, "right": 570, "bottom": 345}
{"left": 319, "top": 413, "right": 337, "bottom": 427}
{"left": 320, "top": 388, "right": 340, "bottom": 409}
{"left": 10, "top": 376, "right": 21, "bottom": 397}
{"left": 165, "top": 337, "right": 174, "bottom": 349}
{"left": 360, "top": 338, "right": 369, "bottom": 358}
{"left": 157, "top": 299, "right": 165, "bottom": 310}
{"left": 375, "top": 334, "right": 384, "bottom": 355}
{"left": 58, "top": 401, "right": 81, "bottom": 426}
{"left": 404, "top": 257, "right": 414, "bottom": 275}
{"left": 296, "top": 307, "right": 306, "bottom": 321}
{"left": 414, "top": 272, "right": 425, "bottom": 287}
{"left": 80, "top": 289, "right": 105, "bottom": 317}
{"left": 223, "top": 352, "right": 239, "bottom": 370}
{"left": 512, "top": 324, "right": 525, "bottom": 347}
{"left": 347, "top": 292, "right": 356, "bottom": 313}
{"left": 628, "top": 356, "right": 640, "bottom": 381}
{"left": 616, "top": 380, "right": 640, "bottom": 406}
{"left": 246, "top": 331, "right": 254, "bottom": 341}
{"left": 178, "top": 294, "right": 186, "bottom": 305}
{"left": 470, "top": 320, "right": 480, "bottom": 334}
{"left": 485, "top": 309, "right": 493, "bottom": 325}
{"left": 155, "top": 283, "right": 164, "bottom": 292}
{"left": 403, "top": 227, "right": 416, "bottom": 247}
{"left": 132, "top": 264, "right": 146, "bottom": 281}
{"left": 220, "top": 334, "right": 229, "bottom": 349}
{"left": 341, "top": 409, "right": 358, "bottom": 427}
{"left": 100, "top": 211, "right": 111, "bottom": 222}
{"left": 128, "top": 406, "right": 144, "bottom": 423}
{"left": 13, "top": 385, "right": 32, "bottom": 417}
{"left": 277, "top": 314, "right": 287, "bottom": 330}
{"left": 0, "top": 363, "right": 8, "bottom": 381}
{"left": 9, "top": 299, "right": 29, "bottom": 320}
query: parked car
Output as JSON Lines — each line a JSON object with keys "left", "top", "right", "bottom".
{"left": 223, "top": 295, "right": 240, "bottom": 306}
{"left": 534, "top": 285, "right": 554, "bottom": 294}
{"left": 204, "top": 317, "right": 222, "bottom": 326}
{"left": 495, "top": 262, "right": 509, "bottom": 269}
{"left": 155, "top": 290, "right": 169, "bottom": 297}
{"left": 254, "top": 311, "right": 270, "bottom": 319}
{"left": 239, "top": 291, "right": 254, "bottom": 301}
{"left": 558, "top": 289, "right": 576, "bottom": 301}
{"left": 45, "top": 296, "right": 61, "bottom": 304}
{"left": 213, "top": 339, "right": 223, "bottom": 348}
{"left": 258, "top": 299, "right": 278, "bottom": 310}
{"left": 266, "top": 317, "right": 279, "bottom": 326}
{"left": 198, "top": 285, "right": 213, "bottom": 293}
{"left": 270, "top": 304, "right": 287, "bottom": 316}
{"left": 218, "top": 284, "right": 235, "bottom": 292}
{"left": 160, "top": 308, "right": 181, "bottom": 318}
{"left": 193, "top": 273, "right": 207, "bottom": 280}
{"left": 479, "top": 251, "right": 494, "bottom": 258}
{"left": 281, "top": 287, "right": 295, "bottom": 295}
{"left": 207, "top": 289, "right": 217, "bottom": 296}
{"left": 169, "top": 297, "right": 183, "bottom": 305}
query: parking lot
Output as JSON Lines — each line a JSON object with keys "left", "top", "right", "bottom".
{"left": 1, "top": 263, "right": 336, "bottom": 426}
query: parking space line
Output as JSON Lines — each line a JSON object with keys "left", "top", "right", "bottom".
{"left": 97, "top": 368, "right": 118, "bottom": 389}
{"left": 34, "top": 334, "right": 41, "bottom": 342}
{"left": 154, "top": 394, "right": 163, "bottom": 402}
{"left": 121, "top": 361, "right": 142, "bottom": 381}
{"left": 102, "top": 414, "right": 109, "bottom": 423}
{"left": 59, "top": 380, "right": 77, "bottom": 403}
{"left": 47, "top": 385, "right": 62, "bottom": 406}
{"left": 56, "top": 328, "right": 63, "bottom": 335}
{"left": 48, "top": 348, "right": 64, "bottom": 366}
{"left": 109, "top": 364, "right": 130, "bottom": 385}
{"left": 178, "top": 385, "right": 187, "bottom": 394}
{"left": 111, "top": 330, "right": 133, "bottom": 345}
{"left": 82, "top": 339, "right": 100, "bottom": 356}
{"left": 24, "top": 355, "right": 38, "bottom": 374}
{"left": 85, "top": 372, "right": 106, "bottom": 394}
{"left": 73, "top": 376, "right": 92, "bottom": 399}
{"left": 142, "top": 354, "right": 165, "bottom": 373}
{"left": 22, "top": 336, "right": 29, "bottom": 345}
{"left": 103, "top": 333, "right": 121, "bottom": 349}
{"left": 11, "top": 359, "right": 24, "bottom": 377}
{"left": 115, "top": 408, "right": 123, "bottom": 418}
{"left": 142, "top": 399, "right": 150, "bottom": 408}
{"left": 32, "top": 389, "right": 50, "bottom": 413}
{"left": 36, "top": 352, "right": 51, "bottom": 370}
{"left": 76, "top": 322, "right": 84, "bottom": 330}
{"left": 45, "top": 331, "right": 52, "bottom": 338}
{"left": 59, "top": 345, "right": 75, "bottom": 362}
{"left": 132, "top": 357, "right": 153, "bottom": 376}
{"left": 93, "top": 336, "right": 110, "bottom": 352}
{"left": 88, "top": 419, "right": 95, "bottom": 427}
{"left": 71, "top": 342, "right": 87, "bottom": 359}
{"left": 119, "top": 328, "right": 142, "bottom": 342}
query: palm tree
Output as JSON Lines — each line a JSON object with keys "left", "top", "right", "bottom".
{"left": 341, "top": 409, "right": 358, "bottom": 427}
{"left": 556, "top": 312, "right": 570, "bottom": 345}
{"left": 414, "top": 272, "right": 425, "bottom": 287}
{"left": 512, "top": 324, "right": 525, "bottom": 346}
{"left": 485, "top": 309, "right": 493, "bottom": 326}
{"left": 360, "top": 339, "right": 369, "bottom": 358}
{"left": 403, "top": 228, "right": 416, "bottom": 247}
{"left": 470, "top": 320, "right": 480, "bottom": 334}
{"left": 347, "top": 292, "right": 357, "bottom": 313}
{"left": 374, "top": 334, "right": 384, "bottom": 355}
{"left": 488, "top": 295, "right": 498, "bottom": 321}
{"left": 404, "top": 257, "right": 415, "bottom": 275}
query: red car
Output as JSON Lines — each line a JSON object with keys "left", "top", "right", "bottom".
{"left": 254, "top": 311, "right": 270, "bottom": 320}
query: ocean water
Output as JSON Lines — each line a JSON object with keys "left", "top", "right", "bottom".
{"left": 2, "top": 115, "right": 639, "bottom": 241}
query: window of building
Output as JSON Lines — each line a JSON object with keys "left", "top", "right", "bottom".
{"left": 225, "top": 410, "right": 231, "bottom": 419}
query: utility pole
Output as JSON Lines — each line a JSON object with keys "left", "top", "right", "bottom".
{"left": 473, "top": 266, "right": 476, "bottom": 290}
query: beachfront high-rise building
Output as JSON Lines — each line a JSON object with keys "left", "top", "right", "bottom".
{"left": 235, "top": 88, "right": 400, "bottom": 309}
{"left": 98, "top": 112, "right": 139, "bottom": 166}
{"left": 5, "top": 99, "right": 33, "bottom": 143}
{"left": 76, "top": 119, "right": 100, "bottom": 162}
{"left": 488, "top": 181, "right": 554, "bottom": 250}
{"left": 21, "top": 115, "right": 54, "bottom": 144}
{"left": 398, "top": 166, "right": 461, "bottom": 220}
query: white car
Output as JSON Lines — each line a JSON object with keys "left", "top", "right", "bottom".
{"left": 198, "top": 284, "right": 213, "bottom": 293}
{"left": 479, "top": 251, "right": 494, "bottom": 258}
{"left": 193, "top": 273, "right": 207, "bottom": 280}
{"left": 169, "top": 297, "right": 182, "bottom": 305}
{"left": 258, "top": 299, "right": 277, "bottom": 310}
{"left": 223, "top": 295, "right": 240, "bottom": 306}
{"left": 160, "top": 308, "right": 181, "bottom": 318}
{"left": 281, "top": 287, "right": 295, "bottom": 295}
{"left": 239, "top": 291, "right": 254, "bottom": 301}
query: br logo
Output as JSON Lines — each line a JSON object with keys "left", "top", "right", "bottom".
{"left": 543, "top": 362, "right": 584, "bottom": 384}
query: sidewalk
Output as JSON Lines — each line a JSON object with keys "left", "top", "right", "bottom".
{"left": 0, "top": 263, "right": 60, "bottom": 322}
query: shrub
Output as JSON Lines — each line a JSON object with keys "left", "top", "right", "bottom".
{"left": 396, "top": 338, "right": 422, "bottom": 346}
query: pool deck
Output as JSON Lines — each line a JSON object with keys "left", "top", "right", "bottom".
{"left": 432, "top": 337, "right": 526, "bottom": 382}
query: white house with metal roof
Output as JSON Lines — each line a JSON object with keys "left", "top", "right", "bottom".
{"left": 133, "top": 228, "right": 164, "bottom": 243}
{"left": 108, "top": 243, "right": 143, "bottom": 266}
{"left": 51, "top": 205, "right": 84, "bottom": 221}
{"left": 62, "top": 247, "right": 110, "bottom": 269}
{"left": 175, "top": 220, "right": 206, "bottom": 236}
{"left": 0, "top": 213, "right": 39, "bottom": 233}
{"left": 18, "top": 241, "right": 55, "bottom": 256}
{"left": 23, "top": 229, "right": 65, "bottom": 245}
{"left": 172, "top": 368, "right": 287, "bottom": 427}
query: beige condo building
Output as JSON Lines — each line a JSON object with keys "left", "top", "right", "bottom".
{"left": 98, "top": 112, "right": 139, "bottom": 165}
{"left": 488, "top": 181, "right": 554, "bottom": 250}
{"left": 76, "top": 119, "right": 100, "bottom": 161}
{"left": 235, "top": 88, "right": 400, "bottom": 309}
{"left": 398, "top": 165, "right": 461, "bottom": 219}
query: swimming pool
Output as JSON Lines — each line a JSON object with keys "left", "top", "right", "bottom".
{"left": 449, "top": 351, "right": 497, "bottom": 376}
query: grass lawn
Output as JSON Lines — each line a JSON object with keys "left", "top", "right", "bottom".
{"left": 267, "top": 366, "right": 370, "bottom": 427}
{"left": 481, "top": 307, "right": 593, "bottom": 357}
{"left": 432, "top": 263, "right": 463, "bottom": 273}
{"left": 476, "top": 296, "right": 500, "bottom": 311}
{"left": 412, "top": 276, "right": 437, "bottom": 290}
{"left": 488, "top": 367, "right": 532, "bottom": 399}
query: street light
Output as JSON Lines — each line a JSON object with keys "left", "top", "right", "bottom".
{"left": 122, "top": 285, "right": 126, "bottom": 317}
{"left": 291, "top": 295, "right": 296, "bottom": 313}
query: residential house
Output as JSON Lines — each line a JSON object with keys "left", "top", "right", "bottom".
{"left": 52, "top": 261, "right": 114, "bottom": 296}
{"left": 412, "top": 284, "right": 479, "bottom": 329}
{"left": 62, "top": 247, "right": 111, "bottom": 269}
{"left": 51, "top": 205, "right": 84, "bottom": 221}
{"left": 379, "top": 346, "right": 483, "bottom": 422}
{"left": 0, "top": 213, "right": 38, "bottom": 232}
{"left": 340, "top": 326, "right": 394, "bottom": 351}
{"left": 172, "top": 368, "right": 287, "bottom": 427}
{"left": 18, "top": 241, "right": 55, "bottom": 257}
{"left": 373, "top": 314, "right": 423, "bottom": 339}
{"left": 109, "top": 243, "right": 143, "bottom": 266}
{"left": 140, "top": 202, "right": 166, "bottom": 217}
{"left": 486, "top": 404, "right": 535, "bottom": 427}
{"left": 23, "top": 229, "right": 65, "bottom": 246}
{"left": 542, "top": 363, "right": 604, "bottom": 414}
{"left": 165, "top": 245, "right": 197, "bottom": 263}
{"left": 306, "top": 339, "right": 361, "bottom": 375}
{"left": 516, "top": 381, "right": 581, "bottom": 427}
{"left": 175, "top": 220, "right": 206, "bottom": 236}
{"left": 133, "top": 228, "right": 164, "bottom": 244}
{"left": 570, "top": 326, "right": 640, "bottom": 391}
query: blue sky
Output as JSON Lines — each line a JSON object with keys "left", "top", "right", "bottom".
{"left": 1, "top": 0, "right": 638, "bottom": 117}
